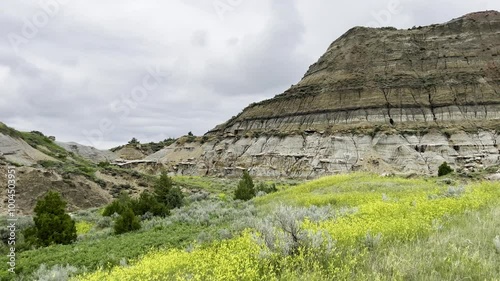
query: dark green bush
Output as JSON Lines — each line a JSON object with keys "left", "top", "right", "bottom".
{"left": 104, "top": 190, "right": 170, "bottom": 220}
{"left": 234, "top": 171, "right": 256, "bottom": 201}
{"left": 38, "top": 160, "right": 63, "bottom": 169}
{"left": 128, "top": 138, "right": 140, "bottom": 145}
{"left": 114, "top": 208, "right": 141, "bottom": 234}
{"left": 102, "top": 193, "right": 133, "bottom": 216}
{"left": 97, "top": 161, "right": 110, "bottom": 168}
{"left": 131, "top": 192, "right": 170, "bottom": 217}
{"left": 438, "top": 162, "right": 453, "bottom": 177}
{"left": 256, "top": 182, "right": 278, "bottom": 194}
{"left": 32, "top": 191, "right": 77, "bottom": 246}
{"left": 154, "top": 173, "right": 184, "bottom": 210}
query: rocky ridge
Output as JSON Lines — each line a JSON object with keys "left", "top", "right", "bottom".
{"left": 149, "top": 11, "right": 500, "bottom": 178}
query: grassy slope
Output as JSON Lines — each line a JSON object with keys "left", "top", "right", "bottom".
{"left": 358, "top": 206, "right": 500, "bottom": 280}
{"left": 73, "top": 174, "right": 500, "bottom": 281}
{"left": 0, "top": 223, "right": 203, "bottom": 280}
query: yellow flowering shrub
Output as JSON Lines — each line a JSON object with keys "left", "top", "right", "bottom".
{"left": 75, "top": 232, "right": 273, "bottom": 281}
{"left": 75, "top": 221, "right": 94, "bottom": 235}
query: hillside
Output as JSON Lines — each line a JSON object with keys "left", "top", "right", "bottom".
{"left": 6, "top": 173, "right": 497, "bottom": 280}
{"left": 149, "top": 11, "right": 500, "bottom": 178}
{"left": 56, "top": 142, "right": 117, "bottom": 163}
{"left": 0, "top": 122, "right": 158, "bottom": 214}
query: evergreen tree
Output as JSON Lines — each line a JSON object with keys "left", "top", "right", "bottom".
{"left": 438, "top": 162, "right": 453, "bottom": 176}
{"left": 114, "top": 208, "right": 141, "bottom": 234}
{"left": 131, "top": 191, "right": 170, "bottom": 217}
{"left": 32, "top": 191, "right": 77, "bottom": 246}
{"left": 154, "top": 172, "right": 184, "bottom": 210}
{"left": 128, "top": 137, "right": 139, "bottom": 144}
{"left": 234, "top": 171, "right": 256, "bottom": 201}
{"left": 102, "top": 192, "right": 132, "bottom": 216}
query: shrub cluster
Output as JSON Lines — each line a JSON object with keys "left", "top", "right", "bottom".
{"left": 256, "top": 182, "right": 278, "bottom": 195}
{"left": 32, "top": 264, "right": 78, "bottom": 281}
{"left": 252, "top": 205, "right": 342, "bottom": 256}
{"left": 142, "top": 198, "right": 256, "bottom": 236}
{"left": 102, "top": 173, "right": 184, "bottom": 234}
{"left": 114, "top": 208, "right": 141, "bottom": 235}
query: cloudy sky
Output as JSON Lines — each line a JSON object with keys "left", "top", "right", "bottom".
{"left": 1, "top": 0, "right": 498, "bottom": 148}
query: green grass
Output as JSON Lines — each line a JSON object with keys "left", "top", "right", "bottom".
{"left": 172, "top": 175, "right": 301, "bottom": 195}
{"left": 4, "top": 173, "right": 499, "bottom": 280}
{"left": 72, "top": 173, "right": 500, "bottom": 281}
{"left": 255, "top": 173, "right": 442, "bottom": 211}
{"left": 172, "top": 176, "right": 237, "bottom": 194}
{"left": 0, "top": 223, "right": 204, "bottom": 280}
{"left": 0, "top": 122, "right": 21, "bottom": 138}
{"left": 19, "top": 131, "right": 69, "bottom": 160}
{"left": 355, "top": 206, "right": 500, "bottom": 280}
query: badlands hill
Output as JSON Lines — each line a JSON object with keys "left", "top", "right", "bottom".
{"left": 0, "top": 123, "right": 160, "bottom": 214}
{"left": 149, "top": 11, "right": 500, "bottom": 178}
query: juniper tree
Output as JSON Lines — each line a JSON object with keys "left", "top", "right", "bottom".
{"left": 154, "top": 172, "right": 184, "bottom": 210}
{"left": 32, "top": 191, "right": 77, "bottom": 246}
{"left": 234, "top": 171, "right": 256, "bottom": 201}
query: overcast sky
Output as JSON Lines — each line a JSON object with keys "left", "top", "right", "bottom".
{"left": 1, "top": 0, "right": 498, "bottom": 148}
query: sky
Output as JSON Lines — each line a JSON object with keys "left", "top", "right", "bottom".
{"left": 0, "top": 0, "right": 498, "bottom": 149}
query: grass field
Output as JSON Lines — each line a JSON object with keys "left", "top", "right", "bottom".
{"left": 0, "top": 222, "right": 204, "bottom": 280}
{"left": 69, "top": 173, "right": 500, "bottom": 281}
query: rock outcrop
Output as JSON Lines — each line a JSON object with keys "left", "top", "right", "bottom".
{"left": 0, "top": 133, "right": 56, "bottom": 166}
{"left": 57, "top": 141, "right": 117, "bottom": 163}
{"left": 210, "top": 11, "right": 500, "bottom": 135}
{"left": 148, "top": 129, "right": 499, "bottom": 178}
{"left": 152, "top": 11, "right": 500, "bottom": 178}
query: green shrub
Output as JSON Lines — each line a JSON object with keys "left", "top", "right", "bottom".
{"left": 32, "top": 191, "right": 77, "bottom": 246}
{"left": 438, "top": 162, "right": 453, "bottom": 177}
{"left": 234, "top": 171, "right": 256, "bottom": 201}
{"left": 256, "top": 182, "right": 278, "bottom": 194}
{"left": 128, "top": 138, "right": 140, "bottom": 145}
{"left": 102, "top": 193, "right": 133, "bottom": 217}
{"left": 131, "top": 192, "right": 170, "bottom": 217}
{"left": 95, "top": 216, "right": 113, "bottom": 229}
{"left": 114, "top": 208, "right": 141, "bottom": 235}
{"left": 104, "top": 190, "right": 171, "bottom": 221}
{"left": 154, "top": 173, "right": 184, "bottom": 210}
{"left": 97, "top": 161, "right": 110, "bottom": 168}
{"left": 32, "top": 264, "right": 78, "bottom": 281}
{"left": 38, "top": 160, "right": 62, "bottom": 169}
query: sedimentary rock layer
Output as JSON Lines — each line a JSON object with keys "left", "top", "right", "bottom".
{"left": 209, "top": 11, "right": 500, "bottom": 136}
{"left": 154, "top": 11, "right": 500, "bottom": 178}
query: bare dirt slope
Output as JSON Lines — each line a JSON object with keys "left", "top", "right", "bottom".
{"left": 57, "top": 141, "right": 117, "bottom": 163}
{"left": 0, "top": 133, "right": 57, "bottom": 166}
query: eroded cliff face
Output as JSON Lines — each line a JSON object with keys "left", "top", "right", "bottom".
{"left": 210, "top": 11, "right": 500, "bottom": 136}
{"left": 148, "top": 129, "right": 499, "bottom": 178}
{"left": 153, "top": 11, "right": 500, "bottom": 178}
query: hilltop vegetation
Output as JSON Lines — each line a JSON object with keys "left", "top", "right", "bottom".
{"left": 110, "top": 137, "right": 177, "bottom": 154}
